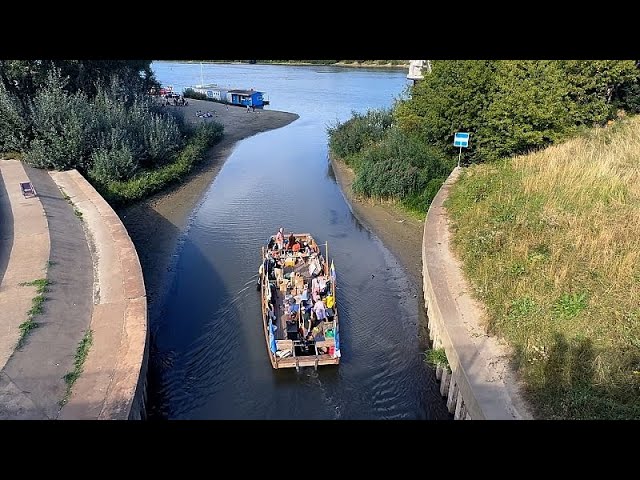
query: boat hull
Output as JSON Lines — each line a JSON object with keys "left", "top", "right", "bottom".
{"left": 259, "top": 233, "right": 340, "bottom": 370}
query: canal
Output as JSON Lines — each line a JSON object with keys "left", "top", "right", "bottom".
{"left": 147, "top": 61, "right": 450, "bottom": 419}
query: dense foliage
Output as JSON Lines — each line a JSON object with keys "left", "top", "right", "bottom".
{"left": 395, "top": 60, "right": 640, "bottom": 162}
{"left": 328, "top": 60, "right": 640, "bottom": 214}
{"left": 0, "top": 61, "right": 224, "bottom": 199}
{"left": 97, "top": 121, "right": 224, "bottom": 205}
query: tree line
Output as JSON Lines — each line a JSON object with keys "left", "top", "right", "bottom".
{"left": 0, "top": 60, "right": 223, "bottom": 204}
{"left": 328, "top": 60, "right": 640, "bottom": 213}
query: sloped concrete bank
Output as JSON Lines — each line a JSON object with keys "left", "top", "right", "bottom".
{"left": 51, "top": 170, "right": 147, "bottom": 420}
{"left": 422, "top": 167, "right": 532, "bottom": 420}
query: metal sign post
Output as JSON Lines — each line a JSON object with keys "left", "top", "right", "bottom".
{"left": 453, "top": 132, "right": 470, "bottom": 167}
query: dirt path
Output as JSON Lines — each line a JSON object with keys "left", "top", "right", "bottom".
{"left": 118, "top": 99, "right": 298, "bottom": 315}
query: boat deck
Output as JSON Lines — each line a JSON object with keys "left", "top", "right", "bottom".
{"left": 260, "top": 233, "right": 340, "bottom": 369}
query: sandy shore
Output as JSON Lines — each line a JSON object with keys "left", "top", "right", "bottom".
{"left": 118, "top": 99, "right": 299, "bottom": 312}
{"left": 329, "top": 156, "right": 424, "bottom": 288}
{"left": 328, "top": 155, "right": 430, "bottom": 344}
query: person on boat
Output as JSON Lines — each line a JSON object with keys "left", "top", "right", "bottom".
{"left": 313, "top": 298, "right": 327, "bottom": 322}
{"left": 311, "top": 277, "right": 321, "bottom": 302}
{"left": 287, "top": 233, "right": 296, "bottom": 251}
{"left": 275, "top": 227, "right": 284, "bottom": 251}
{"left": 316, "top": 275, "right": 328, "bottom": 295}
{"left": 263, "top": 253, "right": 276, "bottom": 280}
{"left": 292, "top": 240, "right": 301, "bottom": 253}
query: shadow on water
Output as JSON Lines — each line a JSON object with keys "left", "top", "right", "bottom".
{"left": 0, "top": 171, "right": 14, "bottom": 285}
{"left": 134, "top": 194, "right": 449, "bottom": 419}
{"left": 120, "top": 199, "right": 247, "bottom": 419}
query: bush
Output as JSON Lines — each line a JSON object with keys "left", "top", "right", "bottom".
{"left": 24, "top": 71, "right": 94, "bottom": 170}
{"left": 22, "top": 71, "right": 186, "bottom": 178}
{"left": 89, "top": 146, "right": 137, "bottom": 184}
{"left": 327, "top": 108, "right": 393, "bottom": 160}
{"left": 143, "top": 114, "right": 184, "bottom": 166}
{"left": 0, "top": 82, "right": 29, "bottom": 152}
{"left": 99, "top": 120, "right": 223, "bottom": 205}
{"left": 352, "top": 128, "right": 452, "bottom": 203}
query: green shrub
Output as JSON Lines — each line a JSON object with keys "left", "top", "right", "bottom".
{"left": 327, "top": 108, "right": 393, "bottom": 159}
{"left": 143, "top": 114, "right": 184, "bottom": 166}
{"left": 25, "top": 71, "right": 93, "bottom": 170}
{"left": 0, "top": 82, "right": 29, "bottom": 152}
{"left": 22, "top": 70, "right": 185, "bottom": 179}
{"left": 89, "top": 146, "right": 137, "bottom": 183}
{"left": 99, "top": 120, "right": 223, "bottom": 205}
{"left": 351, "top": 129, "right": 451, "bottom": 202}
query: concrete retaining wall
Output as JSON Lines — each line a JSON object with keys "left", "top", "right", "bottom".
{"left": 51, "top": 170, "right": 148, "bottom": 420}
{"left": 422, "top": 167, "right": 531, "bottom": 420}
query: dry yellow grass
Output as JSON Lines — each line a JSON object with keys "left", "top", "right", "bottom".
{"left": 446, "top": 116, "right": 640, "bottom": 419}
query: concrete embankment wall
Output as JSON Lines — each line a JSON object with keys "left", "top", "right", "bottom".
{"left": 422, "top": 167, "right": 531, "bottom": 420}
{"left": 51, "top": 170, "right": 148, "bottom": 420}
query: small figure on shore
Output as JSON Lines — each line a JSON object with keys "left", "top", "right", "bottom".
{"left": 247, "top": 104, "right": 251, "bottom": 113}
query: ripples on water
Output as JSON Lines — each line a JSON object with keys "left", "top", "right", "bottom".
{"left": 147, "top": 62, "right": 451, "bottom": 420}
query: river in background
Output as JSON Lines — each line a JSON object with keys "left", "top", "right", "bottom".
{"left": 147, "top": 61, "right": 450, "bottom": 419}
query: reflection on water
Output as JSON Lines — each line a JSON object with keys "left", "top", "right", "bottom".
{"left": 148, "top": 62, "right": 450, "bottom": 420}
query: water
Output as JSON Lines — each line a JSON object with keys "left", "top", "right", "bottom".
{"left": 148, "top": 61, "right": 450, "bottom": 419}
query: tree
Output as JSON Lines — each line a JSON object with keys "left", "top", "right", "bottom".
{"left": 479, "top": 61, "right": 573, "bottom": 160}
{"left": 394, "top": 60, "right": 498, "bottom": 163}
{"left": 0, "top": 60, "right": 158, "bottom": 103}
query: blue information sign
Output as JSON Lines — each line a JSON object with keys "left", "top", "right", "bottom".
{"left": 454, "top": 132, "right": 469, "bottom": 148}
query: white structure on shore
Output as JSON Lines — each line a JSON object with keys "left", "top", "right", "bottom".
{"left": 407, "top": 60, "right": 431, "bottom": 83}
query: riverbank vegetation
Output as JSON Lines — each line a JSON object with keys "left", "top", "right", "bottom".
{"left": 329, "top": 61, "right": 640, "bottom": 215}
{"left": 0, "top": 60, "right": 224, "bottom": 205}
{"left": 446, "top": 117, "right": 640, "bottom": 419}
{"left": 328, "top": 109, "right": 452, "bottom": 212}
{"left": 328, "top": 60, "right": 640, "bottom": 418}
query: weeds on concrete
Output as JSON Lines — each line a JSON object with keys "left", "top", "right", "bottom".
{"left": 423, "top": 347, "right": 449, "bottom": 370}
{"left": 60, "top": 329, "right": 93, "bottom": 407}
{"left": 17, "top": 278, "right": 50, "bottom": 348}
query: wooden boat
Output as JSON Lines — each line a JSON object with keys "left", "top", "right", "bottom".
{"left": 258, "top": 233, "right": 340, "bottom": 370}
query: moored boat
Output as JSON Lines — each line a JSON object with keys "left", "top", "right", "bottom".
{"left": 258, "top": 231, "right": 340, "bottom": 370}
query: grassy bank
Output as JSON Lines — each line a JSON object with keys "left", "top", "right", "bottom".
{"left": 445, "top": 116, "right": 640, "bottom": 419}
{"left": 95, "top": 121, "right": 223, "bottom": 206}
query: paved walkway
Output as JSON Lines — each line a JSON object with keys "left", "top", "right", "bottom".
{"left": 423, "top": 167, "right": 532, "bottom": 419}
{"left": 51, "top": 170, "right": 147, "bottom": 420}
{"left": 0, "top": 160, "right": 93, "bottom": 419}
{"left": 0, "top": 161, "right": 50, "bottom": 370}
